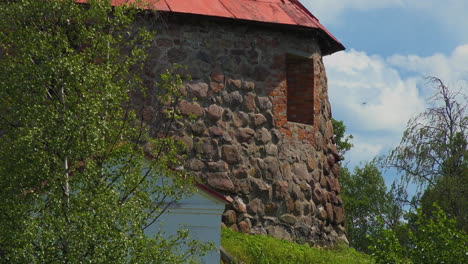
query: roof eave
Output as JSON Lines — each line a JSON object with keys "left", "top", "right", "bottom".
{"left": 156, "top": 10, "right": 345, "bottom": 55}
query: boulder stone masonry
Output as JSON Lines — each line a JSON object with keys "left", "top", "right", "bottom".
{"left": 138, "top": 14, "right": 346, "bottom": 246}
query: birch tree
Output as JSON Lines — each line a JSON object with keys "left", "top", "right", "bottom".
{"left": 0, "top": 0, "right": 207, "bottom": 262}
{"left": 384, "top": 77, "right": 467, "bottom": 230}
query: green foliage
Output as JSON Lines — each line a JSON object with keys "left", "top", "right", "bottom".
{"left": 383, "top": 77, "right": 467, "bottom": 228}
{"left": 0, "top": 0, "right": 208, "bottom": 263}
{"left": 368, "top": 226, "right": 409, "bottom": 264}
{"left": 407, "top": 207, "right": 468, "bottom": 263}
{"left": 369, "top": 206, "right": 468, "bottom": 264}
{"left": 331, "top": 118, "right": 353, "bottom": 157}
{"left": 221, "top": 228, "right": 374, "bottom": 264}
{"left": 336, "top": 78, "right": 468, "bottom": 263}
{"left": 340, "top": 162, "right": 402, "bottom": 253}
{"left": 413, "top": 162, "right": 468, "bottom": 230}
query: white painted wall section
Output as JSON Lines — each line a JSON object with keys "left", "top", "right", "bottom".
{"left": 146, "top": 187, "right": 227, "bottom": 264}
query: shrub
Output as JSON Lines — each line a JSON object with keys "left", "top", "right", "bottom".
{"left": 369, "top": 206, "right": 468, "bottom": 264}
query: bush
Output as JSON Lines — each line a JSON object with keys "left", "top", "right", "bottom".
{"left": 369, "top": 206, "right": 468, "bottom": 264}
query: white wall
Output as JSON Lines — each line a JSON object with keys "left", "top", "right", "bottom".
{"left": 146, "top": 189, "right": 226, "bottom": 264}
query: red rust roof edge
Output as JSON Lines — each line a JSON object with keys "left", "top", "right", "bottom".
{"left": 289, "top": 0, "right": 319, "bottom": 21}
{"left": 289, "top": 0, "right": 344, "bottom": 52}
{"left": 195, "top": 183, "right": 231, "bottom": 204}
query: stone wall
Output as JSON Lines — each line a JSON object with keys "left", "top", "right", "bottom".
{"left": 139, "top": 14, "right": 346, "bottom": 246}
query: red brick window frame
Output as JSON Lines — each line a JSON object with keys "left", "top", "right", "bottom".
{"left": 286, "top": 53, "right": 314, "bottom": 125}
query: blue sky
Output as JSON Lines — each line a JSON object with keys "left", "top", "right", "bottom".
{"left": 301, "top": 0, "right": 468, "bottom": 186}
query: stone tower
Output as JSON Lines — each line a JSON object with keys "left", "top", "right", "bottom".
{"left": 134, "top": 0, "right": 346, "bottom": 246}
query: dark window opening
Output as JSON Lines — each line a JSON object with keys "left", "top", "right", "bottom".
{"left": 286, "top": 54, "right": 314, "bottom": 125}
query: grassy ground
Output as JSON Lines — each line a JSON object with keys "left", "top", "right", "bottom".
{"left": 221, "top": 228, "right": 374, "bottom": 264}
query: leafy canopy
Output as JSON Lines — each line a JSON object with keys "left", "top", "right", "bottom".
{"left": 369, "top": 78, "right": 468, "bottom": 263}
{"left": 369, "top": 206, "right": 468, "bottom": 264}
{"left": 331, "top": 118, "right": 353, "bottom": 158}
{"left": 383, "top": 77, "right": 467, "bottom": 229}
{"left": 340, "top": 162, "right": 402, "bottom": 253}
{"left": 0, "top": 0, "right": 208, "bottom": 263}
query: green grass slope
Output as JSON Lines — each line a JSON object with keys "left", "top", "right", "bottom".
{"left": 221, "top": 228, "right": 374, "bottom": 264}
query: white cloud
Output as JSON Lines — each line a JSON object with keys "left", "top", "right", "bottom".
{"left": 345, "top": 135, "right": 384, "bottom": 165}
{"left": 325, "top": 49, "right": 425, "bottom": 133}
{"left": 388, "top": 44, "right": 468, "bottom": 89}
{"left": 324, "top": 44, "right": 468, "bottom": 166}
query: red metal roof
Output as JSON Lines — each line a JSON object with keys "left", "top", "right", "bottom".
{"left": 88, "top": 0, "right": 344, "bottom": 55}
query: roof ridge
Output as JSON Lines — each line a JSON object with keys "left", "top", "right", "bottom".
{"left": 288, "top": 0, "right": 319, "bottom": 22}
{"left": 216, "top": 0, "right": 237, "bottom": 19}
